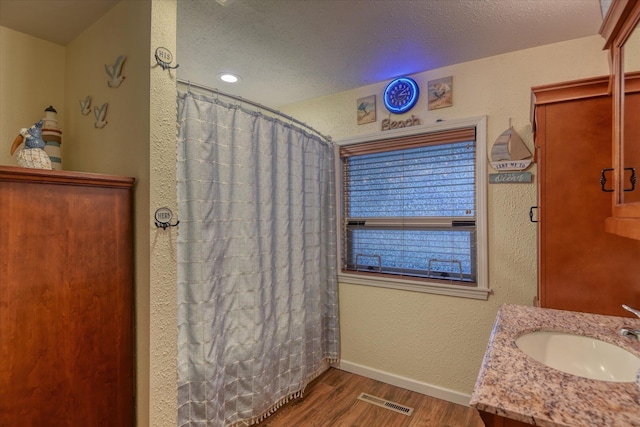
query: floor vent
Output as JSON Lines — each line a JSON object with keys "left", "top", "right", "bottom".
{"left": 357, "top": 392, "right": 414, "bottom": 416}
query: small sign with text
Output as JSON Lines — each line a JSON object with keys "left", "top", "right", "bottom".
{"left": 489, "top": 172, "right": 532, "bottom": 184}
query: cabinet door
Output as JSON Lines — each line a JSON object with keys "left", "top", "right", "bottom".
{"left": 0, "top": 176, "right": 134, "bottom": 426}
{"left": 537, "top": 97, "right": 640, "bottom": 316}
{"left": 621, "top": 82, "right": 640, "bottom": 204}
{"left": 602, "top": 0, "right": 640, "bottom": 238}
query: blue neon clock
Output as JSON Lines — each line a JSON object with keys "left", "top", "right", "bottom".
{"left": 383, "top": 77, "right": 419, "bottom": 114}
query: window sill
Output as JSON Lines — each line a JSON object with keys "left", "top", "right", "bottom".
{"left": 338, "top": 272, "right": 491, "bottom": 300}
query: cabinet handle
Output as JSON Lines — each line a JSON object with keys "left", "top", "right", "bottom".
{"left": 600, "top": 168, "right": 614, "bottom": 192}
{"left": 529, "top": 206, "right": 538, "bottom": 223}
{"left": 625, "top": 167, "right": 637, "bottom": 192}
{"left": 600, "top": 168, "right": 637, "bottom": 192}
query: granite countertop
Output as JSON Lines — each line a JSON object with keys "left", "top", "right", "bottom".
{"left": 470, "top": 304, "right": 640, "bottom": 426}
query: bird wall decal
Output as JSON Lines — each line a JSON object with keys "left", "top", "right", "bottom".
{"left": 105, "top": 55, "right": 126, "bottom": 88}
{"left": 79, "top": 95, "right": 92, "bottom": 115}
{"left": 10, "top": 120, "right": 52, "bottom": 169}
{"left": 94, "top": 103, "right": 108, "bottom": 128}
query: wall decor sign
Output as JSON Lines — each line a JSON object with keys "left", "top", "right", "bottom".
{"left": 154, "top": 207, "right": 180, "bottom": 229}
{"left": 489, "top": 126, "right": 533, "bottom": 171}
{"left": 357, "top": 95, "right": 376, "bottom": 125}
{"left": 428, "top": 76, "right": 452, "bottom": 110}
{"left": 489, "top": 172, "right": 533, "bottom": 184}
{"left": 155, "top": 47, "right": 180, "bottom": 71}
{"left": 381, "top": 115, "right": 421, "bottom": 131}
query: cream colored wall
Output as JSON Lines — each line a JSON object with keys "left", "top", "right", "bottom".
{"left": 0, "top": 27, "right": 65, "bottom": 166}
{"left": 149, "top": 1, "right": 178, "bottom": 425}
{"left": 63, "top": 1, "right": 153, "bottom": 425}
{"left": 64, "top": 0, "right": 150, "bottom": 178}
{"left": 283, "top": 35, "right": 610, "bottom": 396}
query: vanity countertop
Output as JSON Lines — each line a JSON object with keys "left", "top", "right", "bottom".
{"left": 470, "top": 304, "right": 640, "bottom": 426}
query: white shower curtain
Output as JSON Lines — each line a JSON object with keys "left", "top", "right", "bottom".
{"left": 176, "top": 90, "right": 339, "bottom": 427}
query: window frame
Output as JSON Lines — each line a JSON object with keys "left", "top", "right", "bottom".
{"left": 335, "top": 116, "right": 489, "bottom": 300}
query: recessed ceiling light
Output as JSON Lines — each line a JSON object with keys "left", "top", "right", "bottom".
{"left": 218, "top": 73, "right": 240, "bottom": 83}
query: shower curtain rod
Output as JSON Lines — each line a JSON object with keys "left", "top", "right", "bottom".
{"left": 177, "top": 78, "right": 332, "bottom": 143}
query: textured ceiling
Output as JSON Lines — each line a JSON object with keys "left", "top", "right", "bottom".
{"left": 1, "top": 0, "right": 604, "bottom": 108}
{"left": 177, "top": 0, "right": 604, "bottom": 108}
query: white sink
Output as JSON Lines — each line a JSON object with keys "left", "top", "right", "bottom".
{"left": 515, "top": 331, "right": 640, "bottom": 382}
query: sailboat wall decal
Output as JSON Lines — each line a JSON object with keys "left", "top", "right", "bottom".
{"left": 490, "top": 127, "right": 533, "bottom": 171}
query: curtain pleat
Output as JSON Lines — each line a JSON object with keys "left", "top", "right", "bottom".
{"left": 176, "top": 91, "right": 339, "bottom": 427}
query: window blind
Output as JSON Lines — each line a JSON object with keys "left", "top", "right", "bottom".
{"left": 341, "top": 126, "right": 477, "bottom": 285}
{"left": 339, "top": 127, "right": 476, "bottom": 157}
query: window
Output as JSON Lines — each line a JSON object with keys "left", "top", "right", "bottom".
{"left": 337, "top": 117, "right": 488, "bottom": 299}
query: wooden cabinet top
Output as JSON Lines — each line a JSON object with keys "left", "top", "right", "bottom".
{"left": 600, "top": 0, "right": 639, "bottom": 49}
{"left": 0, "top": 165, "right": 135, "bottom": 189}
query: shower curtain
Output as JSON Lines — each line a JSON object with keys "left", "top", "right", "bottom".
{"left": 176, "top": 90, "right": 339, "bottom": 427}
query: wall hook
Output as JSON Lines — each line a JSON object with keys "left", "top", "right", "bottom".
{"left": 155, "top": 207, "right": 179, "bottom": 230}
{"left": 155, "top": 47, "right": 180, "bottom": 71}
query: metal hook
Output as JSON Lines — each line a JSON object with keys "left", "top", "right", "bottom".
{"left": 155, "top": 219, "right": 180, "bottom": 230}
{"left": 154, "top": 207, "right": 179, "bottom": 230}
{"left": 155, "top": 47, "right": 179, "bottom": 71}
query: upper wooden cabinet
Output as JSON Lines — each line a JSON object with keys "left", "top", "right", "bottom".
{"left": 531, "top": 77, "right": 640, "bottom": 316}
{"left": 601, "top": 0, "right": 640, "bottom": 239}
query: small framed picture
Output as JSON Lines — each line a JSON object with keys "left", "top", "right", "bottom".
{"left": 428, "top": 76, "right": 453, "bottom": 110}
{"left": 357, "top": 95, "right": 376, "bottom": 125}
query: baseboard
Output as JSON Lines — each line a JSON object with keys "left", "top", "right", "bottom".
{"left": 337, "top": 359, "right": 472, "bottom": 407}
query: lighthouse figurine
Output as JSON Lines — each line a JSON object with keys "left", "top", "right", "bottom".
{"left": 41, "top": 106, "right": 63, "bottom": 170}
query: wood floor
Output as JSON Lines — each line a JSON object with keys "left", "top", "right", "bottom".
{"left": 256, "top": 368, "right": 484, "bottom": 427}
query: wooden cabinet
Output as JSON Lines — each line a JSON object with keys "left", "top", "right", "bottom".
{"left": 478, "top": 410, "right": 535, "bottom": 427}
{"left": 601, "top": 0, "right": 640, "bottom": 239}
{"left": 0, "top": 166, "right": 135, "bottom": 426}
{"left": 531, "top": 77, "right": 640, "bottom": 316}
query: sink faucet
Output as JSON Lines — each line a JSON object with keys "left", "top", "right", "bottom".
{"left": 620, "top": 304, "right": 640, "bottom": 341}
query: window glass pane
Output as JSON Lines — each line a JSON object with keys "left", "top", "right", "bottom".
{"left": 346, "top": 141, "right": 475, "bottom": 218}
{"left": 346, "top": 228, "right": 475, "bottom": 282}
